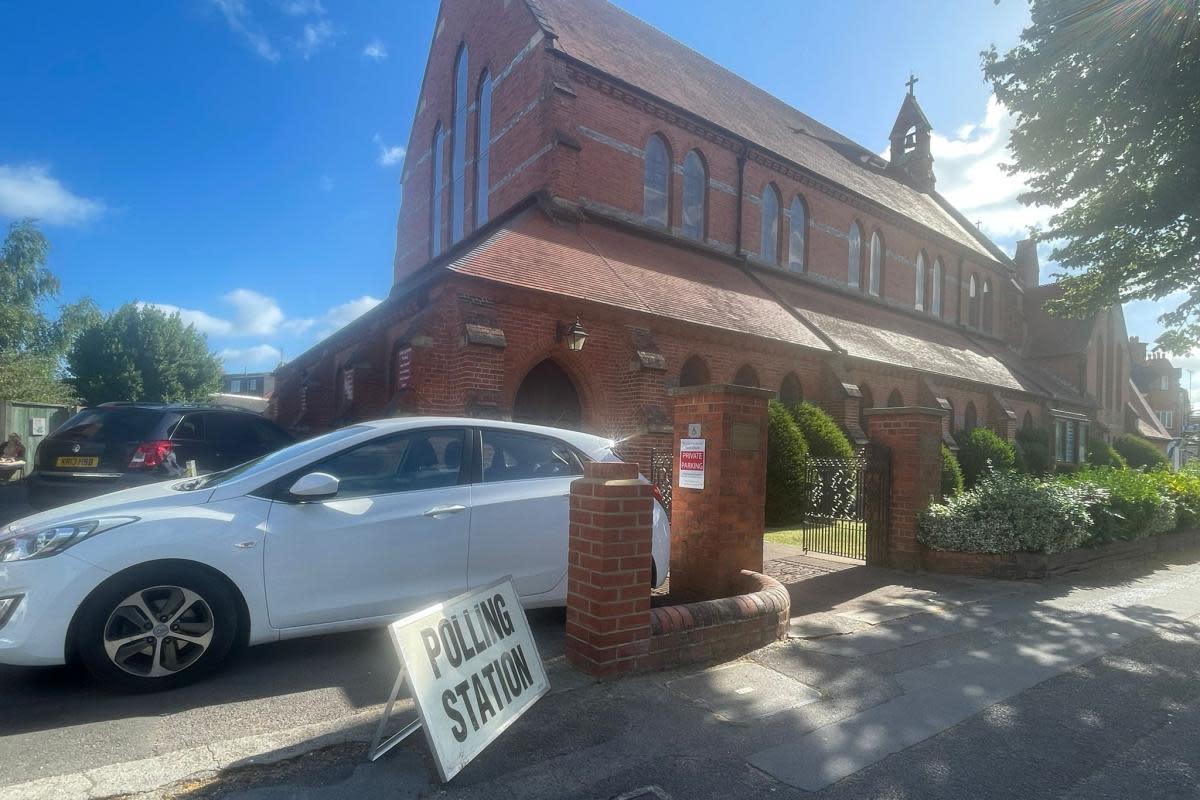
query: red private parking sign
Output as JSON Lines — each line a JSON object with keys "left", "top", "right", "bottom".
{"left": 679, "top": 438, "right": 705, "bottom": 489}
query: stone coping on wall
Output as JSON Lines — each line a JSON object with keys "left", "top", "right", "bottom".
{"left": 634, "top": 570, "right": 790, "bottom": 672}
{"left": 666, "top": 384, "right": 777, "bottom": 399}
{"left": 922, "top": 528, "right": 1200, "bottom": 580}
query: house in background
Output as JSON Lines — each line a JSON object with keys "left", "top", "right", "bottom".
{"left": 1130, "top": 338, "right": 1191, "bottom": 466}
{"left": 221, "top": 372, "right": 275, "bottom": 399}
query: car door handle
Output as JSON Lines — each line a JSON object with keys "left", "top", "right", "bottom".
{"left": 423, "top": 504, "right": 467, "bottom": 518}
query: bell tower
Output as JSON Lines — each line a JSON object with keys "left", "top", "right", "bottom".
{"left": 888, "top": 74, "right": 936, "bottom": 193}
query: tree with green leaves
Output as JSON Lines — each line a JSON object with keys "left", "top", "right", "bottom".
{"left": 983, "top": 0, "right": 1200, "bottom": 353}
{"left": 0, "top": 219, "right": 101, "bottom": 402}
{"left": 67, "top": 304, "right": 224, "bottom": 406}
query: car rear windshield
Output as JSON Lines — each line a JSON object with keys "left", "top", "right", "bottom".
{"left": 179, "top": 425, "right": 371, "bottom": 490}
{"left": 53, "top": 408, "right": 163, "bottom": 443}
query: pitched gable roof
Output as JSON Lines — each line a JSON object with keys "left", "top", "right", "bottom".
{"left": 1024, "top": 284, "right": 1098, "bottom": 359}
{"left": 526, "top": 0, "right": 1002, "bottom": 264}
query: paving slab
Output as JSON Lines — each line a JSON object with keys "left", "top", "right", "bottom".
{"left": 666, "top": 662, "right": 821, "bottom": 723}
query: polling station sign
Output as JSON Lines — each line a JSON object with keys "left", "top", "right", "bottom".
{"left": 371, "top": 577, "right": 549, "bottom": 781}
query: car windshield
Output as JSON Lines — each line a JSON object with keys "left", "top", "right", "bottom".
{"left": 177, "top": 426, "right": 370, "bottom": 490}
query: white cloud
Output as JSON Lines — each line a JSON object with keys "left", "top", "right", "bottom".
{"left": 918, "top": 95, "right": 1057, "bottom": 241}
{"left": 373, "top": 133, "right": 406, "bottom": 167}
{"left": 210, "top": 0, "right": 280, "bottom": 62}
{"left": 138, "top": 302, "right": 234, "bottom": 337}
{"left": 0, "top": 164, "right": 104, "bottom": 225}
{"left": 224, "top": 288, "right": 286, "bottom": 336}
{"left": 362, "top": 39, "right": 388, "bottom": 61}
{"left": 279, "top": 0, "right": 323, "bottom": 15}
{"left": 316, "top": 295, "right": 382, "bottom": 338}
{"left": 218, "top": 344, "right": 283, "bottom": 371}
{"left": 296, "top": 19, "right": 336, "bottom": 59}
{"left": 319, "top": 174, "right": 334, "bottom": 191}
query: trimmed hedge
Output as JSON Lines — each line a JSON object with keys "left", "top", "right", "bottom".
{"left": 941, "top": 444, "right": 964, "bottom": 497}
{"left": 787, "top": 402, "right": 855, "bottom": 460}
{"left": 953, "top": 427, "right": 1016, "bottom": 488}
{"left": 765, "top": 400, "right": 809, "bottom": 526}
{"left": 1086, "top": 435, "right": 1127, "bottom": 468}
{"left": 1015, "top": 426, "right": 1055, "bottom": 475}
{"left": 1113, "top": 434, "right": 1168, "bottom": 470}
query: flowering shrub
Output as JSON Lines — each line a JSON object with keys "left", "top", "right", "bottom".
{"left": 919, "top": 471, "right": 1105, "bottom": 554}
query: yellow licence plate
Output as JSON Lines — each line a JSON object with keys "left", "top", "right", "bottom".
{"left": 56, "top": 456, "right": 99, "bottom": 468}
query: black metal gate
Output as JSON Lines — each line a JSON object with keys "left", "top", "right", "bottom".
{"left": 800, "top": 443, "right": 890, "bottom": 564}
{"left": 648, "top": 448, "right": 673, "bottom": 519}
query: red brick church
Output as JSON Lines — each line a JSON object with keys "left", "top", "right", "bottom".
{"left": 269, "top": 0, "right": 1170, "bottom": 467}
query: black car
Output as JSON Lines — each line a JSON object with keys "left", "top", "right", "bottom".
{"left": 26, "top": 403, "right": 294, "bottom": 510}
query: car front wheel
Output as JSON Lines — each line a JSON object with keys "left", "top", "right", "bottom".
{"left": 75, "top": 563, "right": 239, "bottom": 692}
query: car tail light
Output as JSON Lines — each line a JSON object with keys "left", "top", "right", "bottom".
{"left": 129, "top": 440, "right": 174, "bottom": 469}
{"left": 652, "top": 484, "right": 665, "bottom": 505}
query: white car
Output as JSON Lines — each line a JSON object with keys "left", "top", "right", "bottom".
{"left": 0, "top": 418, "right": 670, "bottom": 691}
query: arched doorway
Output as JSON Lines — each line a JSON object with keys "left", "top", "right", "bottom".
{"left": 513, "top": 359, "right": 582, "bottom": 429}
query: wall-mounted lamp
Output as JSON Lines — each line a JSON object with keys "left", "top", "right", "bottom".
{"left": 556, "top": 318, "right": 588, "bottom": 352}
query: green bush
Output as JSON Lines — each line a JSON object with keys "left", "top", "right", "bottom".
{"left": 953, "top": 427, "right": 1016, "bottom": 488}
{"left": 1063, "top": 467, "right": 1177, "bottom": 543}
{"left": 1086, "top": 435, "right": 1127, "bottom": 468}
{"left": 765, "top": 400, "right": 809, "bottom": 527}
{"left": 787, "top": 402, "right": 855, "bottom": 460}
{"left": 941, "top": 444, "right": 964, "bottom": 497}
{"left": 1113, "top": 434, "right": 1168, "bottom": 471}
{"left": 919, "top": 471, "right": 1104, "bottom": 554}
{"left": 1149, "top": 467, "right": 1200, "bottom": 530}
{"left": 1014, "top": 426, "right": 1055, "bottom": 474}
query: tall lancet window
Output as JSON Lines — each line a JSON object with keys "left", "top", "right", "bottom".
{"left": 982, "top": 279, "right": 994, "bottom": 333}
{"left": 450, "top": 45, "right": 469, "bottom": 243}
{"left": 788, "top": 196, "right": 806, "bottom": 272}
{"left": 760, "top": 184, "right": 780, "bottom": 264}
{"left": 932, "top": 258, "right": 944, "bottom": 316}
{"left": 681, "top": 150, "right": 706, "bottom": 240}
{"left": 848, "top": 222, "right": 862, "bottom": 287}
{"left": 915, "top": 252, "right": 926, "bottom": 310}
{"left": 430, "top": 123, "right": 445, "bottom": 258}
{"left": 868, "top": 231, "right": 883, "bottom": 296}
{"left": 643, "top": 134, "right": 670, "bottom": 228}
{"left": 475, "top": 71, "right": 492, "bottom": 228}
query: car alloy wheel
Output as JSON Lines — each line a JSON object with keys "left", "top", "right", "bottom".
{"left": 102, "top": 585, "right": 215, "bottom": 678}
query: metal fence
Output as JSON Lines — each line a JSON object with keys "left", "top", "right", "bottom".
{"left": 802, "top": 444, "right": 889, "bottom": 563}
{"left": 648, "top": 448, "right": 673, "bottom": 520}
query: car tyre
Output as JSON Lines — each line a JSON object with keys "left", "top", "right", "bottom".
{"left": 75, "top": 563, "right": 239, "bottom": 692}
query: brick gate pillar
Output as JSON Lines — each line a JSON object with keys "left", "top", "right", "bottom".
{"left": 565, "top": 461, "right": 654, "bottom": 677}
{"left": 865, "top": 406, "right": 947, "bottom": 570}
{"left": 667, "top": 384, "right": 773, "bottom": 602}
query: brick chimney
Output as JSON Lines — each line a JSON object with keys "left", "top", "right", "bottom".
{"left": 1129, "top": 336, "right": 1147, "bottom": 364}
{"left": 1014, "top": 239, "right": 1039, "bottom": 289}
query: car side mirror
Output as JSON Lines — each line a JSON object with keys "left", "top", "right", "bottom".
{"left": 288, "top": 472, "right": 340, "bottom": 501}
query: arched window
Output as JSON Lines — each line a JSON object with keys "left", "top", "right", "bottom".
{"left": 733, "top": 364, "right": 760, "bottom": 388}
{"left": 679, "top": 355, "right": 711, "bottom": 387}
{"left": 932, "top": 258, "right": 944, "bottom": 316}
{"left": 858, "top": 384, "right": 874, "bottom": 434}
{"left": 779, "top": 373, "right": 803, "bottom": 405}
{"left": 430, "top": 123, "right": 446, "bottom": 257}
{"left": 787, "top": 196, "right": 807, "bottom": 273}
{"left": 450, "top": 44, "right": 469, "bottom": 243}
{"left": 964, "top": 401, "right": 978, "bottom": 432}
{"left": 1023, "top": 410, "right": 1034, "bottom": 430}
{"left": 475, "top": 71, "right": 492, "bottom": 228}
{"left": 968, "top": 274, "right": 980, "bottom": 328}
{"left": 868, "top": 231, "right": 883, "bottom": 296}
{"left": 681, "top": 150, "right": 706, "bottom": 241}
{"left": 760, "top": 184, "right": 780, "bottom": 264}
{"left": 915, "top": 252, "right": 926, "bottom": 311}
{"left": 643, "top": 134, "right": 670, "bottom": 228}
{"left": 982, "top": 279, "right": 993, "bottom": 333}
{"left": 848, "top": 222, "right": 862, "bottom": 288}
{"left": 887, "top": 388, "right": 904, "bottom": 408}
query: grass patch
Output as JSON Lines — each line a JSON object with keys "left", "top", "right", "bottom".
{"left": 765, "top": 520, "right": 866, "bottom": 559}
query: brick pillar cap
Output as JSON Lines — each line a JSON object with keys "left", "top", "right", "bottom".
{"left": 863, "top": 406, "right": 949, "bottom": 417}
{"left": 583, "top": 461, "right": 640, "bottom": 481}
{"left": 668, "top": 383, "right": 776, "bottom": 399}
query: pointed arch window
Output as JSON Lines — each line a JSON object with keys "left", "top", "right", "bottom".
{"left": 643, "top": 134, "right": 670, "bottom": 228}
{"left": 430, "top": 123, "right": 446, "bottom": 258}
{"left": 848, "top": 222, "right": 862, "bottom": 288}
{"left": 475, "top": 71, "right": 492, "bottom": 228}
{"left": 679, "top": 355, "right": 710, "bottom": 387}
{"left": 968, "top": 274, "right": 980, "bottom": 328}
{"left": 779, "top": 373, "right": 803, "bottom": 405}
{"left": 680, "top": 150, "right": 707, "bottom": 241}
{"left": 868, "top": 231, "right": 883, "bottom": 296}
{"left": 932, "top": 258, "right": 944, "bottom": 316}
{"left": 733, "top": 364, "right": 760, "bottom": 388}
{"left": 788, "top": 196, "right": 807, "bottom": 273}
{"left": 450, "top": 44, "right": 469, "bottom": 243}
{"left": 760, "top": 184, "right": 780, "bottom": 264}
{"left": 982, "top": 278, "right": 994, "bottom": 333}
{"left": 915, "top": 252, "right": 926, "bottom": 311}
{"left": 964, "top": 401, "right": 978, "bottom": 432}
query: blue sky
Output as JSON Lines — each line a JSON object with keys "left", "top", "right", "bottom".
{"left": 1, "top": 0, "right": 1193, "bottom": 392}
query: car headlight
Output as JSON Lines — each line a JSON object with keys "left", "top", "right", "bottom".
{"left": 0, "top": 517, "right": 138, "bottom": 562}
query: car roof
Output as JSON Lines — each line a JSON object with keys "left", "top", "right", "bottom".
{"left": 353, "top": 416, "right": 615, "bottom": 451}
{"left": 91, "top": 402, "right": 270, "bottom": 416}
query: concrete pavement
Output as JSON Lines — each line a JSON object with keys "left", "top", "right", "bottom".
{"left": 5, "top": 546, "right": 1200, "bottom": 798}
